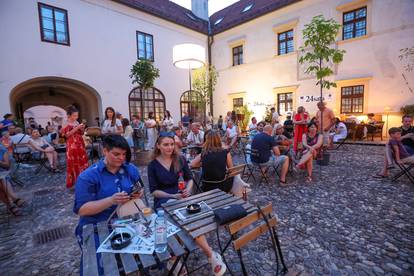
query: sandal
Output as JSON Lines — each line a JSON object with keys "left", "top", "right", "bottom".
{"left": 373, "top": 173, "right": 388, "bottom": 179}
{"left": 279, "top": 180, "right": 288, "bottom": 187}
{"left": 8, "top": 205, "right": 23, "bottom": 216}
{"left": 13, "top": 198, "right": 26, "bottom": 208}
{"left": 305, "top": 175, "right": 312, "bottom": 183}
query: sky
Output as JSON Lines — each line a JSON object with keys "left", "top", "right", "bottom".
{"left": 171, "top": 0, "right": 239, "bottom": 15}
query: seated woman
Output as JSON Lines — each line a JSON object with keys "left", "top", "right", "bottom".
{"left": 148, "top": 132, "right": 226, "bottom": 276}
{"left": 273, "top": 124, "right": 292, "bottom": 155}
{"left": 0, "top": 144, "right": 25, "bottom": 216}
{"left": 329, "top": 118, "right": 347, "bottom": 147}
{"left": 29, "top": 129, "right": 60, "bottom": 172}
{"left": 74, "top": 134, "right": 144, "bottom": 275}
{"left": 190, "top": 130, "right": 248, "bottom": 197}
{"left": 296, "top": 122, "right": 323, "bottom": 183}
{"left": 225, "top": 121, "right": 239, "bottom": 150}
{"left": 172, "top": 126, "right": 185, "bottom": 151}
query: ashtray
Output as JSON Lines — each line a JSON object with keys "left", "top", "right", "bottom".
{"left": 186, "top": 203, "right": 201, "bottom": 214}
{"left": 110, "top": 232, "right": 132, "bottom": 250}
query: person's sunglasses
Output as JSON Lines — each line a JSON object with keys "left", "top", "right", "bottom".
{"left": 158, "top": 131, "right": 175, "bottom": 138}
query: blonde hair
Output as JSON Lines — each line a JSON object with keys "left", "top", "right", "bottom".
{"left": 152, "top": 136, "right": 181, "bottom": 172}
{"left": 202, "top": 131, "right": 223, "bottom": 156}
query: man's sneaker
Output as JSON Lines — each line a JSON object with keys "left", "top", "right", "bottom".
{"left": 209, "top": 251, "right": 226, "bottom": 276}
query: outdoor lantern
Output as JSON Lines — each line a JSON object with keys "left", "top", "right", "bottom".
{"left": 173, "top": 43, "right": 205, "bottom": 69}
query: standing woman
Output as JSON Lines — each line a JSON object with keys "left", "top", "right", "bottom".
{"left": 101, "top": 107, "right": 123, "bottom": 135}
{"left": 145, "top": 111, "right": 157, "bottom": 150}
{"left": 161, "top": 110, "right": 174, "bottom": 132}
{"left": 61, "top": 105, "right": 89, "bottom": 190}
{"left": 293, "top": 106, "right": 309, "bottom": 153}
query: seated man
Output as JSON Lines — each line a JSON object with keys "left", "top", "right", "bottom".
{"left": 29, "top": 129, "right": 60, "bottom": 172}
{"left": 376, "top": 127, "right": 414, "bottom": 178}
{"left": 186, "top": 123, "right": 204, "bottom": 147}
{"left": 273, "top": 124, "right": 292, "bottom": 155}
{"left": 400, "top": 115, "right": 414, "bottom": 155}
{"left": 225, "top": 121, "right": 239, "bottom": 149}
{"left": 74, "top": 135, "right": 144, "bottom": 275}
{"left": 251, "top": 125, "right": 289, "bottom": 185}
{"left": 329, "top": 118, "right": 348, "bottom": 147}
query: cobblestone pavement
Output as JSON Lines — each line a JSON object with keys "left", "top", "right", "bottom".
{"left": 0, "top": 145, "right": 413, "bottom": 275}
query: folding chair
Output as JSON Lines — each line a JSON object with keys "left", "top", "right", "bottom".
{"left": 334, "top": 137, "right": 348, "bottom": 150}
{"left": 10, "top": 143, "right": 33, "bottom": 186}
{"left": 31, "top": 151, "right": 51, "bottom": 174}
{"left": 391, "top": 158, "right": 414, "bottom": 184}
{"left": 200, "top": 164, "right": 246, "bottom": 192}
{"left": 243, "top": 148, "right": 278, "bottom": 185}
{"left": 217, "top": 203, "right": 288, "bottom": 276}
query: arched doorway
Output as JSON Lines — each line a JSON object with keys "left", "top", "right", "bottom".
{"left": 180, "top": 90, "right": 205, "bottom": 123}
{"left": 24, "top": 105, "right": 65, "bottom": 129}
{"left": 10, "top": 77, "right": 102, "bottom": 126}
{"left": 129, "top": 87, "right": 166, "bottom": 121}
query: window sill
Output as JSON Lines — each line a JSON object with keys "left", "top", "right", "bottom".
{"left": 337, "top": 34, "right": 370, "bottom": 45}
{"left": 273, "top": 51, "right": 297, "bottom": 59}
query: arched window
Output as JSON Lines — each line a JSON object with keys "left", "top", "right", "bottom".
{"left": 129, "top": 87, "right": 165, "bottom": 121}
{"left": 180, "top": 90, "right": 205, "bottom": 123}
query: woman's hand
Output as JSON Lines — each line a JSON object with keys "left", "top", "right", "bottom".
{"left": 182, "top": 188, "right": 191, "bottom": 198}
{"left": 130, "top": 189, "right": 144, "bottom": 199}
{"left": 111, "top": 192, "right": 130, "bottom": 205}
{"left": 174, "top": 193, "right": 184, "bottom": 200}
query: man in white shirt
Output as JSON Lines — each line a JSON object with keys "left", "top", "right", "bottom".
{"left": 226, "top": 121, "right": 238, "bottom": 149}
{"left": 271, "top": 107, "right": 279, "bottom": 125}
{"left": 10, "top": 127, "right": 32, "bottom": 153}
{"left": 186, "top": 123, "right": 204, "bottom": 146}
{"left": 248, "top": 117, "right": 258, "bottom": 132}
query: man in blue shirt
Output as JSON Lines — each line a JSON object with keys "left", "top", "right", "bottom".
{"left": 0, "top": 113, "right": 14, "bottom": 136}
{"left": 74, "top": 134, "right": 144, "bottom": 275}
{"left": 181, "top": 111, "right": 191, "bottom": 128}
{"left": 251, "top": 125, "right": 289, "bottom": 185}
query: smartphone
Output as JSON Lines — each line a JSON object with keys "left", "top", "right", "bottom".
{"left": 130, "top": 185, "right": 142, "bottom": 195}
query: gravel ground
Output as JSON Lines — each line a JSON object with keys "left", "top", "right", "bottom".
{"left": 0, "top": 145, "right": 413, "bottom": 275}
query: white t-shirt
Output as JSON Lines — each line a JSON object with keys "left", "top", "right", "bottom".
{"left": 10, "top": 133, "right": 31, "bottom": 144}
{"left": 187, "top": 130, "right": 204, "bottom": 145}
{"left": 272, "top": 111, "right": 279, "bottom": 123}
{"left": 335, "top": 122, "right": 348, "bottom": 138}
{"left": 102, "top": 119, "right": 122, "bottom": 134}
{"left": 162, "top": 117, "right": 174, "bottom": 131}
{"left": 248, "top": 123, "right": 257, "bottom": 131}
{"left": 227, "top": 125, "right": 238, "bottom": 138}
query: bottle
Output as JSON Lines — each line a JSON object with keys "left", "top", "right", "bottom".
{"left": 242, "top": 187, "right": 247, "bottom": 201}
{"left": 155, "top": 210, "right": 167, "bottom": 253}
{"left": 178, "top": 172, "right": 186, "bottom": 194}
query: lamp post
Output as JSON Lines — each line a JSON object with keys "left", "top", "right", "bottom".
{"left": 384, "top": 106, "right": 391, "bottom": 138}
{"left": 173, "top": 43, "right": 205, "bottom": 93}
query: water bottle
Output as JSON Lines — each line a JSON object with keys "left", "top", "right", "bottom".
{"left": 155, "top": 210, "right": 167, "bottom": 253}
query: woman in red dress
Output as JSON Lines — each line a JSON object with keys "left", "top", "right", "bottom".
{"left": 61, "top": 106, "right": 89, "bottom": 189}
{"left": 293, "top": 106, "right": 309, "bottom": 153}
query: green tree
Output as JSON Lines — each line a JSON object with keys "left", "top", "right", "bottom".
{"left": 191, "top": 65, "right": 218, "bottom": 116}
{"left": 299, "top": 15, "right": 345, "bottom": 135}
{"left": 129, "top": 59, "right": 160, "bottom": 89}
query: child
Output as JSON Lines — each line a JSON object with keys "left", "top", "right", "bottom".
{"left": 375, "top": 127, "right": 414, "bottom": 178}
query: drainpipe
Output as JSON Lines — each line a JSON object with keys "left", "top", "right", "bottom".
{"left": 207, "top": 20, "right": 214, "bottom": 117}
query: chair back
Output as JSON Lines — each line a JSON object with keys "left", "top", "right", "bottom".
{"left": 228, "top": 203, "right": 276, "bottom": 250}
{"left": 12, "top": 143, "right": 32, "bottom": 162}
{"left": 226, "top": 164, "right": 246, "bottom": 178}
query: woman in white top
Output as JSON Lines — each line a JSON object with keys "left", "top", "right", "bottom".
{"left": 161, "top": 110, "right": 174, "bottom": 132}
{"left": 331, "top": 118, "right": 348, "bottom": 142}
{"left": 145, "top": 112, "right": 157, "bottom": 150}
{"left": 101, "top": 107, "right": 123, "bottom": 135}
{"left": 121, "top": 118, "right": 134, "bottom": 149}
{"left": 29, "top": 129, "right": 60, "bottom": 172}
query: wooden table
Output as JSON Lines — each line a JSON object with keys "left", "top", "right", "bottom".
{"left": 161, "top": 189, "right": 255, "bottom": 239}
{"left": 82, "top": 220, "right": 198, "bottom": 276}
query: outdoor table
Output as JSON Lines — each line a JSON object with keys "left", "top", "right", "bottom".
{"left": 82, "top": 220, "right": 198, "bottom": 276}
{"left": 161, "top": 189, "right": 255, "bottom": 239}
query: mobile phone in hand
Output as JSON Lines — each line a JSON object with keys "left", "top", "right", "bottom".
{"left": 130, "top": 185, "right": 142, "bottom": 195}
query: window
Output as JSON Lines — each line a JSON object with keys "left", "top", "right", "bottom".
{"left": 38, "top": 3, "right": 69, "bottom": 45}
{"left": 277, "top": 93, "right": 293, "bottom": 114}
{"left": 343, "top": 7, "right": 367, "bottom": 40}
{"left": 180, "top": 91, "right": 205, "bottom": 122}
{"left": 233, "top": 97, "right": 244, "bottom": 112}
{"left": 340, "top": 85, "right": 364, "bottom": 113}
{"left": 278, "top": 30, "right": 294, "bottom": 55}
{"left": 129, "top": 87, "right": 165, "bottom": 121}
{"left": 232, "top": 45, "right": 243, "bottom": 66}
{"left": 137, "top": 31, "right": 154, "bottom": 61}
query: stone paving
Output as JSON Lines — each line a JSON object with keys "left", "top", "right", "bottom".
{"left": 0, "top": 145, "right": 413, "bottom": 275}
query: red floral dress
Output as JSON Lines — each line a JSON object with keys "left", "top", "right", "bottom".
{"left": 294, "top": 113, "right": 309, "bottom": 153}
{"left": 61, "top": 123, "right": 89, "bottom": 188}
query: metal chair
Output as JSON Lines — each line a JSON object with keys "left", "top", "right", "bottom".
{"left": 199, "top": 164, "right": 246, "bottom": 192}
{"left": 218, "top": 203, "right": 288, "bottom": 276}
{"left": 242, "top": 148, "right": 278, "bottom": 185}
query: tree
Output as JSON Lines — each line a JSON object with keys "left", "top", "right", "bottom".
{"left": 299, "top": 15, "right": 345, "bottom": 135}
{"left": 129, "top": 59, "right": 160, "bottom": 89}
{"left": 191, "top": 65, "right": 218, "bottom": 117}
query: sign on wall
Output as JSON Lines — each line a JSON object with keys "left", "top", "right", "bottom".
{"left": 298, "top": 93, "right": 333, "bottom": 104}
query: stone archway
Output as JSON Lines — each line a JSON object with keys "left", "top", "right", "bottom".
{"left": 10, "top": 77, "right": 102, "bottom": 125}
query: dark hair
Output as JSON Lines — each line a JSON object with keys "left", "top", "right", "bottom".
{"left": 389, "top": 127, "right": 402, "bottom": 135}
{"left": 402, "top": 114, "right": 413, "bottom": 120}
{"left": 164, "top": 110, "right": 171, "bottom": 120}
{"left": 368, "top": 113, "right": 375, "bottom": 117}
{"left": 270, "top": 107, "right": 275, "bottom": 111}
{"left": 308, "top": 122, "right": 318, "bottom": 129}
{"left": 3, "top": 113, "right": 12, "bottom": 119}
{"left": 104, "top": 107, "right": 116, "bottom": 127}
{"left": 65, "top": 105, "right": 78, "bottom": 116}
{"left": 102, "top": 134, "right": 131, "bottom": 163}
{"left": 148, "top": 112, "right": 154, "bottom": 119}
{"left": 171, "top": 126, "right": 180, "bottom": 132}
{"left": 335, "top": 117, "right": 341, "bottom": 124}
{"left": 121, "top": 118, "right": 130, "bottom": 130}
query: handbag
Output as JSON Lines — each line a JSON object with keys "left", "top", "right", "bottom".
{"left": 213, "top": 204, "right": 247, "bottom": 225}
